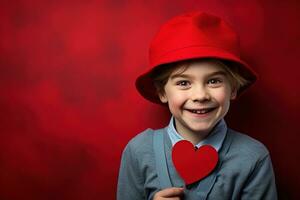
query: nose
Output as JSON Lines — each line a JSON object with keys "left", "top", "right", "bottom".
{"left": 190, "top": 85, "right": 210, "bottom": 103}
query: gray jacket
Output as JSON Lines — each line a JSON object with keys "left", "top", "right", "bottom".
{"left": 117, "top": 128, "right": 277, "bottom": 200}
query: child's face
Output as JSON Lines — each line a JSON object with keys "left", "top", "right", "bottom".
{"left": 159, "top": 60, "right": 236, "bottom": 139}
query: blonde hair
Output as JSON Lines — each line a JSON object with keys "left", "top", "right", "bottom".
{"left": 152, "top": 58, "right": 249, "bottom": 96}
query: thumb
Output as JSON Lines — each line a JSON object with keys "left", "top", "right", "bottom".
{"left": 157, "top": 187, "right": 184, "bottom": 197}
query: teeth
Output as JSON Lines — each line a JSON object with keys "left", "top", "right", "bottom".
{"left": 191, "top": 109, "right": 209, "bottom": 114}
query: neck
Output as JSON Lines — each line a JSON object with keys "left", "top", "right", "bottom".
{"left": 174, "top": 121, "right": 213, "bottom": 145}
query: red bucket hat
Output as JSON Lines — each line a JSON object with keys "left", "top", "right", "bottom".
{"left": 136, "top": 11, "right": 257, "bottom": 104}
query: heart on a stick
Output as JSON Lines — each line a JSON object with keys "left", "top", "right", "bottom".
{"left": 172, "top": 140, "right": 219, "bottom": 185}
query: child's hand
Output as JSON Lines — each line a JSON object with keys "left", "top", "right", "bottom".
{"left": 153, "top": 187, "right": 184, "bottom": 200}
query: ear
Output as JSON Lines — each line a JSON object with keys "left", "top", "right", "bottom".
{"left": 158, "top": 93, "right": 168, "bottom": 103}
{"left": 230, "top": 88, "right": 237, "bottom": 100}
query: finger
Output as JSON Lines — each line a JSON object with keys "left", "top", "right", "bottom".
{"left": 157, "top": 187, "right": 184, "bottom": 197}
{"left": 167, "top": 197, "right": 181, "bottom": 200}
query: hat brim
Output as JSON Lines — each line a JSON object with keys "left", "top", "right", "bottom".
{"left": 136, "top": 46, "right": 257, "bottom": 105}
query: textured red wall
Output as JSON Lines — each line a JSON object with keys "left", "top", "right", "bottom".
{"left": 0, "top": 0, "right": 299, "bottom": 199}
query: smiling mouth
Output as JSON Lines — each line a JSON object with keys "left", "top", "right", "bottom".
{"left": 186, "top": 107, "right": 216, "bottom": 114}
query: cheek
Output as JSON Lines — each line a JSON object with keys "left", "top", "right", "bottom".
{"left": 168, "top": 93, "right": 184, "bottom": 105}
{"left": 212, "top": 89, "right": 231, "bottom": 106}
{"left": 165, "top": 91, "right": 187, "bottom": 110}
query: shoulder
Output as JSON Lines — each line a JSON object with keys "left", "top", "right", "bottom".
{"left": 122, "top": 128, "right": 161, "bottom": 157}
{"left": 126, "top": 128, "right": 154, "bottom": 149}
{"left": 227, "top": 128, "right": 270, "bottom": 161}
{"left": 120, "top": 128, "right": 164, "bottom": 176}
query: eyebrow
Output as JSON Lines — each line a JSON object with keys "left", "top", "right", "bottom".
{"left": 170, "top": 70, "right": 227, "bottom": 80}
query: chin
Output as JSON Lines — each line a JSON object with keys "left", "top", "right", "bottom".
{"left": 189, "top": 122, "right": 217, "bottom": 133}
{"left": 190, "top": 126, "right": 213, "bottom": 134}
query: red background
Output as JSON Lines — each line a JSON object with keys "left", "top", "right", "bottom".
{"left": 0, "top": 0, "right": 299, "bottom": 199}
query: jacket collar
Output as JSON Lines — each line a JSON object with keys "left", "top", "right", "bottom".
{"left": 166, "top": 116, "right": 227, "bottom": 151}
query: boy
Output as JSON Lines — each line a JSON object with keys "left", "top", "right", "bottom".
{"left": 117, "top": 12, "right": 277, "bottom": 200}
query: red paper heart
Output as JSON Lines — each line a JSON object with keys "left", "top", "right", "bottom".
{"left": 172, "top": 140, "right": 219, "bottom": 185}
